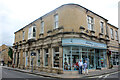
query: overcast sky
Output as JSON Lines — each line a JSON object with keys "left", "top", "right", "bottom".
{"left": 0, "top": 0, "right": 119, "bottom": 46}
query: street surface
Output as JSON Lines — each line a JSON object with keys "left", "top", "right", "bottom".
{"left": 88, "top": 71, "right": 119, "bottom": 79}
{"left": 2, "top": 67, "right": 54, "bottom": 79}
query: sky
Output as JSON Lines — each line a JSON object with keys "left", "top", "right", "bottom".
{"left": 0, "top": 0, "right": 119, "bottom": 46}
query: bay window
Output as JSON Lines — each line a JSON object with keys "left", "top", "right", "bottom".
{"left": 28, "top": 24, "right": 36, "bottom": 39}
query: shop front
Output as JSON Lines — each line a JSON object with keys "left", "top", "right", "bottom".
{"left": 62, "top": 38, "right": 107, "bottom": 71}
{"left": 110, "top": 51, "right": 119, "bottom": 66}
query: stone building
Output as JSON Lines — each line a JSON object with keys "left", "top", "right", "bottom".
{"left": 13, "top": 4, "right": 119, "bottom": 73}
{"left": 107, "top": 23, "right": 119, "bottom": 66}
{"left": 0, "top": 44, "right": 12, "bottom": 66}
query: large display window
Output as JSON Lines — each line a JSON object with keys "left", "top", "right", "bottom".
{"left": 111, "top": 52, "right": 119, "bottom": 65}
{"left": 63, "top": 46, "right": 107, "bottom": 71}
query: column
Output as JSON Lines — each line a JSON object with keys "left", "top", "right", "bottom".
{"left": 48, "top": 44, "right": 52, "bottom": 73}
{"left": 40, "top": 48, "right": 43, "bottom": 71}
{"left": 59, "top": 46, "right": 63, "bottom": 73}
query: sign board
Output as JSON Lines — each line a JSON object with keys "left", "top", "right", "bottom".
{"left": 62, "top": 38, "right": 107, "bottom": 49}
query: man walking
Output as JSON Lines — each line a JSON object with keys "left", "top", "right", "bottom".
{"left": 78, "top": 59, "right": 83, "bottom": 74}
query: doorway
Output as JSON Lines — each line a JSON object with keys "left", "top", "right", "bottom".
{"left": 95, "top": 49, "right": 101, "bottom": 69}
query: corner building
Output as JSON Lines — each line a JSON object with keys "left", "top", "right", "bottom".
{"left": 13, "top": 4, "right": 119, "bottom": 74}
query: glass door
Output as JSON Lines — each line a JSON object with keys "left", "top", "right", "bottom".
{"left": 95, "top": 49, "right": 101, "bottom": 69}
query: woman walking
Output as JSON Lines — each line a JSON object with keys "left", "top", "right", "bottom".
{"left": 83, "top": 60, "right": 88, "bottom": 75}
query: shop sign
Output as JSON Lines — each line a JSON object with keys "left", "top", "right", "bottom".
{"left": 62, "top": 38, "right": 107, "bottom": 49}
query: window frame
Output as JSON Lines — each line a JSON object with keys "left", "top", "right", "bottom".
{"left": 28, "top": 25, "right": 36, "bottom": 39}
{"left": 54, "top": 14, "right": 59, "bottom": 29}
{"left": 40, "top": 21, "right": 44, "bottom": 34}
{"left": 22, "top": 31, "right": 25, "bottom": 40}
{"left": 110, "top": 28, "right": 114, "bottom": 39}
{"left": 87, "top": 15, "right": 94, "bottom": 30}
{"left": 44, "top": 48, "right": 49, "bottom": 66}
{"left": 100, "top": 21, "right": 104, "bottom": 34}
{"left": 115, "top": 30, "right": 118, "bottom": 40}
{"left": 53, "top": 47, "right": 59, "bottom": 68}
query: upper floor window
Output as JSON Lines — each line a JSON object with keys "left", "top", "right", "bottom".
{"left": 115, "top": 30, "right": 118, "bottom": 40}
{"left": 100, "top": 22, "right": 104, "bottom": 33}
{"left": 87, "top": 16, "right": 94, "bottom": 30}
{"left": 40, "top": 21, "right": 44, "bottom": 33}
{"left": 110, "top": 28, "right": 114, "bottom": 39}
{"left": 28, "top": 24, "right": 36, "bottom": 39}
{"left": 54, "top": 14, "right": 58, "bottom": 29}
{"left": 22, "top": 31, "right": 25, "bottom": 40}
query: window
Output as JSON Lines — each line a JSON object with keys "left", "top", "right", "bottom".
{"left": 40, "top": 21, "right": 44, "bottom": 33}
{"left": 22, "top": 31, "right": 25, "bottom": 40}
{"left": 28, "top": 27, "right": 32, "bottom": 39}
{"left": 110, "top": 28, "right": 114, "bottom": 39}
{"left": 115, "top": 31, "right": 118, "bottom": 40}
{"left": 25, "top": 52, "right": 28, "bottom": 67}
{"left": 87, "top": 16, "right": 94, "bottom": 30}
{"left": 44, "top": 48, "right": 48, "bottom": 66}
{"left": 53, "top": 47, "right": 59, "bottom": 67}
{"left": 37, "top": 49, "right": 40, "bottom": 66}
{"left": 54, "top": 14, "right": 58, "bottom": 29}
{"left": 28, "top": 24, "right": 36, "bottom": 39}
{"left": 33, "top": 27, "right": 36, "bottom": 37}
{"left": 100, "top": 22, "right": 104, "bottom": 33}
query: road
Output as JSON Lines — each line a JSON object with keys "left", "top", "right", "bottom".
{"left": 2, "top": 67, "right": 54, "bottom": 80}
{"left": 88, "top": 70, "right": 120, "bottom": 79}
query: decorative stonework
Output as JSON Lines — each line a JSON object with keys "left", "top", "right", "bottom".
{"left": 79, "top": 26, "right": 85, "bottom": 33}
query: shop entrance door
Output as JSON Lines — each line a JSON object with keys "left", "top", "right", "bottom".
{"left": 95, "top": 49, "right": 101, "bottom": 69}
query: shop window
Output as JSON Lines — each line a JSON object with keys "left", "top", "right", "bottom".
{"left": 87, "top": 16, "right": 94, "bottom": 30}
{"left": 88, "top": 49, "right": 95, "bottom": 69}
{"left": 53, "top": 47, "right": 59, "bottom": 67}
{"left": 37, "top": 49, "right": 40, "bottom": 66}
{"left": 111, "top": 52, "right": 119, "bottom": 65}
{"left": 72, "top": 47, "right": 80, "bottom": 70}
{"left": 63, "top": 47, "right": 71, "bottom": 70}
{"left": 44, "top": 48, "right": 48, "bottom": 66}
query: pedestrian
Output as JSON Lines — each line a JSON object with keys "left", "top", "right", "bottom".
{"left": 83, "top": 60, "right": 88, "bottom": 75}
{"left": 78, "top": 59, "right": 83, "bottom": 74}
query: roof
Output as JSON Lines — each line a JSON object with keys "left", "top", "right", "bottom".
{"left": 107, "top": 23, "right": 118, "bottom": 29}
{"left": 14, "top": 3, "right": 108, "bottom": 34}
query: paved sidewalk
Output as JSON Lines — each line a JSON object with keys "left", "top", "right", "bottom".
{"left": 2, "top": 66, "right": 119, "bottom": 78}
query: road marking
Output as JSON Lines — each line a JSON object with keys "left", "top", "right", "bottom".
{"left": 88, "top": 71, "right": 120, "bottom": 78}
